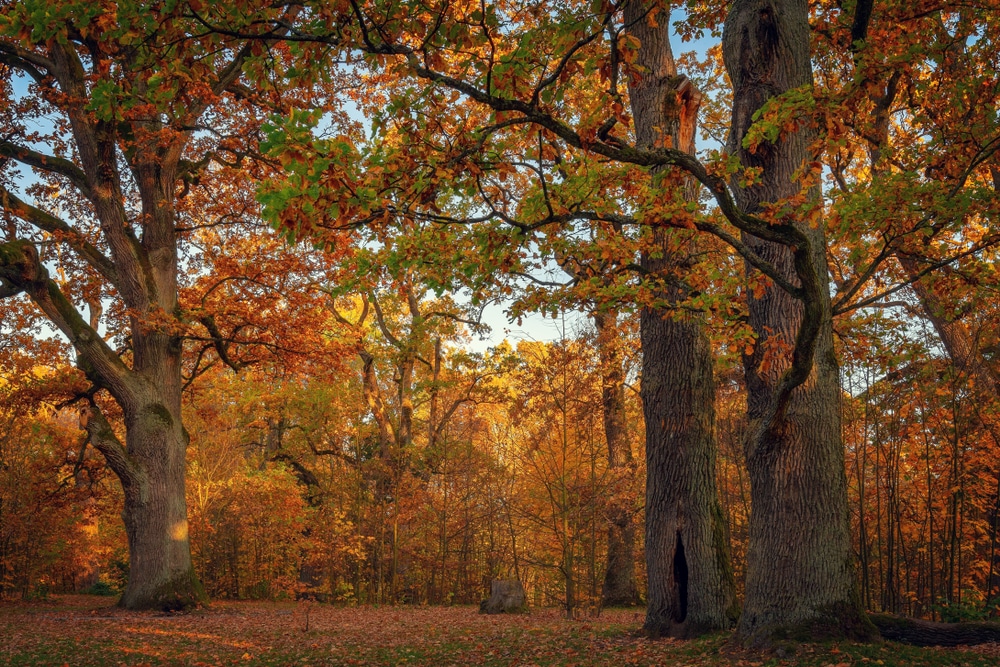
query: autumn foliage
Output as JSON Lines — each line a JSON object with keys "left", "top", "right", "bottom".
{"left": 4, "top": 0, "right": 1000, "bottom": 656}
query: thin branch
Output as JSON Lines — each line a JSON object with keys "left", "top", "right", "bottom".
{"left": 839, "top": 236, "right": 1000, "bottom": 315}
{"left": 531, "top": 11, "right": 614, "bottom": 107}
{"left": 370, "top": 292, "right": 403, "bottom": 348}
{"left": 198, "top": 314, "right": 252, "bottom": 372}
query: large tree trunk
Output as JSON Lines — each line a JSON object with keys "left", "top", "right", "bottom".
{"left": 118, "top": 401, "right": 204, "bottom": 609}
{"left": 626, "top": 0, "right": 738, "bottom": 637}
{"left": 594, "top": 311, "right": 641, "bottom": 607}
{"left": 81, "top": 377, "right": 204, "bottom": 610}
{"left": 640, "top": 307, "right": 738, "bottom": 636}
{"left": 0, "top": 17, "right": 257, "bottom": 612}
{"left": 722, "top": 0, "right": 873, "bottom": 644}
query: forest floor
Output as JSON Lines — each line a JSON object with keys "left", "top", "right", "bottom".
{"left": 1, "top": 595, "right": 998, "bottom": 667}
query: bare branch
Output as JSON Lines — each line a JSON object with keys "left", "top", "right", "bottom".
{"left": 198, "top": 314, "right": 252, "bottom": 372}
{"left": 370, "top": 292, "right": 403, "bottom": 348}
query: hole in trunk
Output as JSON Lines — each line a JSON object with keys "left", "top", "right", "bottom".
{"left": 673, "top": 530, "right": 688, "bottom": 623}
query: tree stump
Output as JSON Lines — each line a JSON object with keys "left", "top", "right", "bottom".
{"left": 479, "top": 579, "right": 527, "bottom": 614}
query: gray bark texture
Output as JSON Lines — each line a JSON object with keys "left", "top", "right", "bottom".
{"left": 118, "top": 402, "right": 204, "bottom": 609}
{"left": 595, "top": 312, "right": 642, "bottom": 608}
{"left": 722, "top": 0, "right": 874, "bottom": 644}
{"left": 480, "top": 579, "right": 527, "bottom": 614}
{"left": 625, "top": 1, "right": 738, "bottom": 637}
{"left": 0, "top": 28, "right": 254, "bottom": 609}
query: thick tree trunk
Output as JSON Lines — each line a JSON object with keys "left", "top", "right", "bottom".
{"left": 594, "top": 311, "right": 641, "bottom": 607}
{"left": 81, "top": 373, "right": 204, "bottom": 611}
{"left": 0, "top": 24, "right": 254, "bottom": 613}
{"left": 641, "top": 310, "right": 738, "bottom": 636}
{"left": 5, "top": 240, "right": 204, "bottom": 611}
{"left": 722, "top": 0, "right": 873, "bottom": 644}
{"left": 603, "top": 518, "right": 639, "bottom": 607}
{"left": 118, "top": 399, "right": 204, "bottom": 610}
{"left": 625, "top": 0, "right": 737, "bottom": 636}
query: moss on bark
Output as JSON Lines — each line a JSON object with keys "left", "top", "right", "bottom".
{"left": 120, "top": 566, "right": 207, "bottom": 612}
{"left": 748, "top": 601, "right": 879, "bottom": 646}
{"left": 141, "top": 403, "right": 175, "bottom": 429}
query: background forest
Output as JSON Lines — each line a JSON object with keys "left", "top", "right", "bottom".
{"left": 2, "top": 0, "right": 1000, "bottom": 648}
{"left": 6, "top": 290, "right": 1000, "bottom": 622}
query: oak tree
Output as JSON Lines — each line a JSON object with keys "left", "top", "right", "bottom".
{"left": 0, "top": 0, "right": 311, "bottom": 609}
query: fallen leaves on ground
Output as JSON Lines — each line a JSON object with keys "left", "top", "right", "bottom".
{"left": 0, "top": 596, "right": 997, "bottom": 667}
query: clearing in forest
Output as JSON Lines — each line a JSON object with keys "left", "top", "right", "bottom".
{"left": 1, "top": 596, "right": 998, "bottom": 666}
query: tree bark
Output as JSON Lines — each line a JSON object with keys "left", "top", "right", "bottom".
{"left": 640, "top": 305, "right": 738, "bottom": 637}
{"left": 594, "top": 311, "right": 641, "bottom": 607}
{"left": 119, "top": 403, "right": 204, "bottom": 609}
{"left": 480, "top": 579, "right": 527, "bottom": 614}
{"left": 625, "top": 1, "right": 738, "bottom": 637}
{"left": 722, "top": 0, "right": 873, "bottom": 644}
{"left": 0, "top": 20, "right": 256, "bottom": 610}
{"left": 871, "top": 613, "right": 1000, "bottom": 647}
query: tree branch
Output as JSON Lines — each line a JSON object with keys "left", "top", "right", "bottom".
{"left": 80, "top": 401, "right": 142, "bottom": 489}
{"left": 0, "top": 239, "right": 133, "bottom": 403}
{"left": 0, "top": 186, "right": 119, "bottom": 286}
{"left": 0, "top": 140, "right": 94, "bottom": 198}
{"left": 0, "top": 275, "right": 22, "bottom": 298}
{"left": 0, "top": 40, "right": 55, "bottom": 76}
{"left": 370, "top": 292, "right": 403, "bottom": 348}
{"left": 198, "top": 314, "right": 252, "bottom": 372}
{"left": 835, "top": 234, "right": 1000, "bottom": 315}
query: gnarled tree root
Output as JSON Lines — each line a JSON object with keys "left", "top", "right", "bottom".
{"left": 870, "top": 613, "right": 1000, "bottom": 647}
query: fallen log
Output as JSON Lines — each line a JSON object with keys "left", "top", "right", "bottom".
{"left": 870, "top": 613, "right": 1000, "bottom": 647}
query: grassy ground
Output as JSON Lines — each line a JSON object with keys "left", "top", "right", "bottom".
{"left": 1, "top": 595, "right": 997, "bottom": 666}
